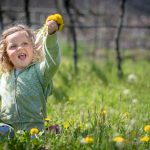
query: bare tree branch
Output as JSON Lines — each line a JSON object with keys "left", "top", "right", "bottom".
{"left": 115, "top": 0, "right": 126, "bottom": 77}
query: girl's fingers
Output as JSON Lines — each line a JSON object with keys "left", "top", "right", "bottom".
{"left": 47, "top": 21, "right": 58, "bottom": 34}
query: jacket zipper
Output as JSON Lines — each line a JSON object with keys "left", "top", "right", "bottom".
{"left": 14, "top": 74, "right": 22, "bottom": 126}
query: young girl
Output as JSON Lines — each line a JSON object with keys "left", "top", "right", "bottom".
{"left": 0, "top": 14, "right": 63, "bottom": 135}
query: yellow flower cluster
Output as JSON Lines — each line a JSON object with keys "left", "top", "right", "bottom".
{"left": 30, "top": 128, "right": 39, "bottom": 135}
{"left": 144, "top": 125, "right": 150, "bottom": 132}
{"left": 81, "top": 136, "right": 94, "bottom": 144}
{"left": 46, "top": 14, "right": 64, "bottom": 31}
{"left": 64, "top": 122, "right": 69, "bottom": 129}
{"left": 140, "top": 136, "right": 150, "bottom": 142}
{"left": 139, "top": 125, "right": 150, "bottom": 142}
{"left": 113, "top": 136, "right": 124, "bottom": 142}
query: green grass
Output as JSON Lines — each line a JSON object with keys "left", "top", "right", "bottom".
{"left": 0, "top": 54, "right": 150, "bottom": 149}
{"left": 45, "top": 57, "right": 150, "bottom": 149}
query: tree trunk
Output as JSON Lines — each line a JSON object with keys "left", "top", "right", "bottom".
{"left": 24, "top": 0, "right": 30, "bottom": 26}
{"left": 115, "top": 0, "right": 126, "bottom": 78}
{"left": 63, "top": 0, "right": 78, "bottom": 73}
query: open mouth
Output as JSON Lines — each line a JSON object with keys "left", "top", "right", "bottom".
{"left": 18, "top": 53, "right": 27, "bottom": 60}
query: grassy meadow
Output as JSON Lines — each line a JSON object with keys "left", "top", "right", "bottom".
{"left": 46, "top": 54, "right": 150, "bottom": 150}
{"left": 0, "top": 48, "right": 150, "bottom": 149}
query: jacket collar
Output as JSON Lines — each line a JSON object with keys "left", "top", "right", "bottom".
{"left": 12, "top": 63, "right": 36, "bottom": 77}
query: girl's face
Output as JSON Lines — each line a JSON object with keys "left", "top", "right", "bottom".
{"left": 6, "top": 30, "right": 34, "bottom": 70}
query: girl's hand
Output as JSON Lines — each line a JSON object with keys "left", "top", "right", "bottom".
{"left": 46, "top": 20, "right": 58, "bottom": 35}
{"left": 45, "top": 14, "right": 64, "bottom": 34}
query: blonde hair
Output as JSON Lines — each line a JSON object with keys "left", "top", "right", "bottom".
{"left": 0, "top": 24, "right": 43, "bottom": 73}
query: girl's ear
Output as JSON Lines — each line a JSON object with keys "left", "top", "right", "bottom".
{"left": 0, "top": 42, "right": 6, "bottom": 51}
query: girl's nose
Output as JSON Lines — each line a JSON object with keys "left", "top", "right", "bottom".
{"left": 17, "top": 45, "right": 24, "bottom": 50}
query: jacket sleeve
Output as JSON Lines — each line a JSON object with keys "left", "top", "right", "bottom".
{"left": 39, "top": 33, "right": 61, "bottom": 86}
{"left": 0, "top": 78, "right": 1, "bottom": 101}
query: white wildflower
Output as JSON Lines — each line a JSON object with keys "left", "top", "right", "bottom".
{"left": 132, "top": 99, "right": 138, "bottom": 104}
{"left": 122, "top": 89, "right": 130, "bottom": 96}
{"left": 127, "top": 74, "right": 137, "bottom": 83}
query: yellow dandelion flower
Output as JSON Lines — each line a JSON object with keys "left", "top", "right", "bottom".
{"left": 46, "top": 14, "right": 64, "bottom": 31}
{"left": 144, "top": 125, "right": 150, "bottom": 132}
{"left": 81, "top": 136, "right": 94, "bottom": 144}
{"left": 140, "top": 136, "right": 150, "bottom": 142}
{"left": 64, "top": 122, "right": 69, "bottom": 129}
{"left": 45, "top": 117, "right": 51, "bottom": 122}
{"left": 30, "top": 128, "right": 39, "bottom": 135}
{"left": 113, "top": 136, "right": 124, "bottom": 142}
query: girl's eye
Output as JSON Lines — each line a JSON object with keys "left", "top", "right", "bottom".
{"left": 22, "top": 42, "right": 28, "bottom": 46}
{"left": 9, "top": 45, "right": 17, "bottom": 49}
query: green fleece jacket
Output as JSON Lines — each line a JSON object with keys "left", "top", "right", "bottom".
{"left": 0, "top": 34, "right": 60, "bottom": 131}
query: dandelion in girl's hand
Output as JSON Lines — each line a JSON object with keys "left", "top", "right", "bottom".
{"left": 113, "top": 136, "right": 124, "bottom": 142}
{"left": 81, "top": 136, "right": 94, "bottom": 144}
{"left": 35, "top": 13, "right": 64, "bottom": 64}
{"left": 46, "top": 14, "right": 64, "bottom": 31}
{"left": 140, "top": 136, "right": 150, "bottom": 142}
{"left": 144, "top": 125, "right": 150, "bottom": 132}
{"left": 30, "top": 128, "right": 39, "bottom": 135}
